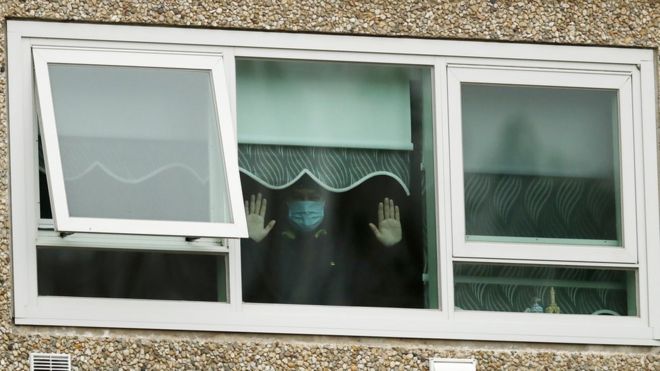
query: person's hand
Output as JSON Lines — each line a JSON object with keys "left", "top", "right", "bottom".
{"left": 368, "top": 197, "right": 402, "bottom": 247}
{"left": 245, "top": 193, "right": 276, "bottom": 243}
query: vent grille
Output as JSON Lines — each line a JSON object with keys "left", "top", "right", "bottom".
{"left": 30, "top": 353, "right": 71, "bottom": 371}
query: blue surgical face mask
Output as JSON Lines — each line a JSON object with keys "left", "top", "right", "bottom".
{"left": 288, "top": 200, "right": 325, "bottom": 232}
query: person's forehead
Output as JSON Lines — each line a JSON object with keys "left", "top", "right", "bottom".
{"left": 292, "top": 187, "right": 322, "bottom": 198}
{"left": 296, "top": 187, "right": 317, "bottom": 194}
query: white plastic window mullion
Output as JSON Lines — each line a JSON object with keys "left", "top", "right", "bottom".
{"left": 434, "top": 58, "right": 452, "bottom": 318}
{"left": 221, "top": 49, "right": 245, "bottom": 310}
{"left": 628, "top": 63, "right": 648, "bottom": 324}
{"left": 227, "top": 238, "right": 243, "bottom": 309}
{"left": 637, "top": 59, "right": 660, "bottom": 338}
{"left": 223, "top": 48, "right": 238, "bottom": 136}
{"left": 9, "top": 35, "right": 40, "bottom": 318}
{"left": 616, "top": 75, "right": 639, "bottom": 264}
{"left": 446, "top": 66, "right": 468, "bottom": 268}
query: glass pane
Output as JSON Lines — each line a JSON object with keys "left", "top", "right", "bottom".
{"left": 237, "top": 59, "right": 437, "bottom": 308}
{"left": 462, "top": 84, "right": 620, "bottom": 245}
{"left": 454, "top": 263, "right": 636, "bottom": 316}
{"left": 48, "top": 64, "right": 232, "bottom": 223}
{"left": 38, "top": 247, "right": 227, "bottom": 302}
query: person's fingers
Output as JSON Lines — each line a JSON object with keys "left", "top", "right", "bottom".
{"left": 255, "top": 193, "right": 263, "bottom": 215}
{"left": 389, "top": 198, "right": 395, "bottom": 219}
{"left": 368, "top": 223, "right": 381, "bottom": 238}
{"left": 249, "top": 194, "right": 256, "bottom": 214}
{"left": 378, "top": 202, "right": 384, "bottom": 223}
{"left": 395, "top": 205, "right": 400, "bottom": 221}
{"left": 245, "top": 200, "right": 249, "bottom": 214}
{"left": 260, "top": 198, "right": 268, "bottom": 217}
{"left": 264, "top": 220, "right": 276, "bottom": 233}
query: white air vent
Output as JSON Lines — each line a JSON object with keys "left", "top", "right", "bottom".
{"left": 30, "top": 353, "right": 71, "bottom": 371}
{"left": 429, "top": 358, "right": 477, "bottom": 371}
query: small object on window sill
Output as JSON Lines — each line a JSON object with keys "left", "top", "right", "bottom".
{"left": 524, "top": 297, "right": 544, "bottom": 313}
{"left": 544, "top": 287, "right": 560, "bottom": 314}
{"left": 59, "top": 231, "right": 74, "bottom": 238}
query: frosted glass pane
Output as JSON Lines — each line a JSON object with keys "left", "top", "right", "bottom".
{"left": 48, "top": 64, "right": 232, "bottom": 223}
{"left": 462, "top": 84, "right": 620, "bottom": 244}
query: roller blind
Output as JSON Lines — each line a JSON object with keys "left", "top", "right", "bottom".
{"left": 236, "top": 59, "right": 413, "bottom": 150}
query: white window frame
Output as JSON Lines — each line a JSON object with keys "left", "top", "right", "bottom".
{"left": 446, "top": 64, "right": 638, "bottom": 264}
{"left": 32, "top": 46, "right": 247, "bottom": 238}
{"left": 7, "top": 20, "right": 660, "bottom": 346}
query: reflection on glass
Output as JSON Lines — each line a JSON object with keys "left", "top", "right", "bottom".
{"left": 37, "top": 247, "right": 227, "bottom": 302}
{"left": 461, "top": 84, "right": 620, "bottom": 245}
{"left": 454, "top": 263, "right": 636, "bottom": 316}
{"left": 48, "top": 64, "right": 231, "bottom": 223}
{"left": 237, "top": 59, "right": 437, "bottom": 308}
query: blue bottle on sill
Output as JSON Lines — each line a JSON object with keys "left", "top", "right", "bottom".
{"left": 525, "top": 297, "right": 544, "bottom": 313}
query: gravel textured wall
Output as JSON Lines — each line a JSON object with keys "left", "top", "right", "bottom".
{"left": 0, "top": 0, "right": 659, "bottom": 369}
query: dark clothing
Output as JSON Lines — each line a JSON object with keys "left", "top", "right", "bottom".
{"left": 241, "top": 226, "right": 415, "bottom": 307}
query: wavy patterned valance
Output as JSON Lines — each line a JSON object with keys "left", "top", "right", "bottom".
{"left": 238, "top": 144, "right": 411, "bottom": 194}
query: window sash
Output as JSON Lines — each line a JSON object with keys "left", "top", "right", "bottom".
{"left": 446, "top": 65, "right": 638, "bottom": 264}
{"left": 32, "top": 46, "right": 248, "bottom": 238}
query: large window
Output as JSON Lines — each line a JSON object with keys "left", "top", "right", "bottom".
{"left": 235, "top": 59, "right": 437, "bottom": 309}
{"left": 8, "top": 21, "right": 660, "bottom": 345}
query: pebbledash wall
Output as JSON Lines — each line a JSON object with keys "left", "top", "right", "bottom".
{"left": 1, "top": 0, "right": 659, "bottom": 370}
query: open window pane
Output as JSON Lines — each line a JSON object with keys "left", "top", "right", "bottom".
{"left": 49, "top": 64, "right": 230, "bottom": 222}
{"left": 237, "top": 59, "right": 437, "bottom": 308}
{"left": 462, "top": 84, "right": 620, "bottom": 245}
{"left": 38, "top": 247, "right": 227, "bottom": 302}
{"left": 454, "top": 263, "right": 636, "bottom": 316}
{"left": 33, "top": 48, "right": 247, "bottom": 237}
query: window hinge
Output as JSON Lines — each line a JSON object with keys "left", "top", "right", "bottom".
{"left": 185, "top": 236, "right": 201, "bottom": 242}
{"left": 59, "top": 231, "right": 74, "bottom": 238}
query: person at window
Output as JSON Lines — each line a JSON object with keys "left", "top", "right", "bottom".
{"left": 240, "top": 178, "right": 408, "bottom": 306}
